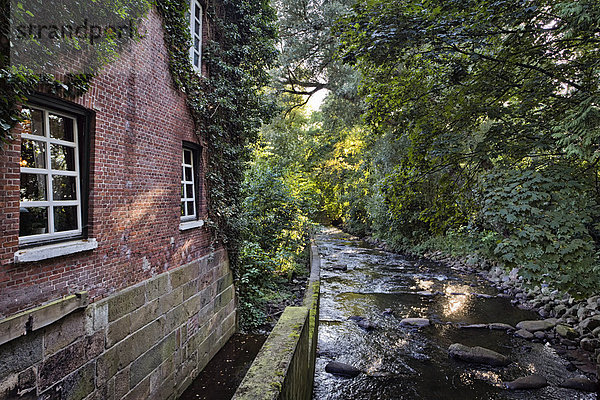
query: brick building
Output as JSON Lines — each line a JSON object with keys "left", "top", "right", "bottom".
{"left": 0, "top": 2, "right": 236, "bottom": 399}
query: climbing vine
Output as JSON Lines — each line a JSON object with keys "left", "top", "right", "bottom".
{"left": 1, "top": 0, "right": 277, "bottom": 272}
{"left": 155, "top": 0, "right": 278, "bottom": 269}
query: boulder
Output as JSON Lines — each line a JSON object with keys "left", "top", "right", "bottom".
{"left": 515, "top": 319, "right": 556, "bottom": 332}
{"left": 533, "top": 331, "right": 546, "bottom": 340}
{"left": 357, "top": 319, "right": 376, "bottom": 331}
{"left": 580, "top": 316, "right": 600, "bottom": 332}
{"left": 580, "top": 338, "right": 599, "bottom": 352}
{"left": 488, "top": 323, "right": 514, "bottom": 331}
{"left": 325, "top": 361, "right": 361, "bottom": 378}
{"left": 460, "top": 324, "right": 488, "bottom": 329}
{"left": 515, "top": 329, "right": 534, "bottom": 339}
{"left": 400, "top": 318, "right": 430, "bottom": 328}
{"left": 504, "top": 375, "right": 548, "bottom": 390}
{"left": 558, "top": 377, "right": 598, "bottom": 392}
{"left": 448, "top": 343, "right": 510, "bottom": 366}
{"left": 555, "top": 324, "right": 578, "bottom": 339}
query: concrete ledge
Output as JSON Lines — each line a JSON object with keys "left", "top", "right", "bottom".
{"left": 232, "top": 307, "right": 310, "bottom": 400}
{"left": 14, "top": 239, "right": 98, "bottom": 263}
{"left": 0, "top": 292, "right": 88, "bottom": 346}
{"left": 179, "top": 220, "right": 205, "bottom": 231}
{"left": 232, "top": 238, "right": 321, "bottom": 400}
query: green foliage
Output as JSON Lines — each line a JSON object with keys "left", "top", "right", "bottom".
{"left": 479, "top": 165, "right": 600, "bottom": 296}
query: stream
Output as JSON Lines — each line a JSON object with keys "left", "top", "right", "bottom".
{"left": 313, "top": 227, "right": 596, "bottom": 400}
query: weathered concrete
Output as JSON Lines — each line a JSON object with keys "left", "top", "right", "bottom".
{"left": 0, "top": 249, "right": 235, "bottom": 400}
{"left": 232, "top": 238, "right": 321, "bottom": 400}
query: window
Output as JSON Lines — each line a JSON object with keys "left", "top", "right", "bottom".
{"left": 19, "top": 97, "right": 90, "bottom": 246}
{"left": 181, "top": 147, "right": 197, "bottom": 221}
{"left": 189, "top": 0, "right": 203, "bottom": 72}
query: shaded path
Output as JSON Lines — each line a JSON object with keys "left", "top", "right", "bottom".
{"left": 313, "top": 227, "right": 595, "bottom": 399}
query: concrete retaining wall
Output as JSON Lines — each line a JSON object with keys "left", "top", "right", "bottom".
{"left": 0, "top": 249, "right": 235, "bottom": 400}
{"left": 232, "top": 239, "right": 320, "bottom": 400}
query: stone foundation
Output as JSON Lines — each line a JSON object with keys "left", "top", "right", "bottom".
{"left": 0, "top": 249, "right": 236, "bottom": 400}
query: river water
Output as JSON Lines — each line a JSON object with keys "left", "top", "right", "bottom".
{"left": 313, "top": 227, "right": 596, "bottom": 400}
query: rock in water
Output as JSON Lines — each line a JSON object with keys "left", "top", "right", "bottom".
{"left": 488, "top": 323, "right": 514, "bottom": 331}
{"left": 448, "top": 343, "right": 510, "bottom": 366}
{"left": 357, "top": 319, "right": 376, "bottom": 331}
{"left": 400, "top": 318, "right": 430, "bottom": 327}
{"left": 515, "top": 319, "right": 556, "bottom": 332}
{"left": 515, "top": 329, "right": 534, "bottom": 339}
{"left": 325, "top": 361, "right": 361, "bottom": 378}
{"left": 559, "top": 377, "right": 598, "bottom": 392}
{"left": 460, "top": 324, "right": 488, "bottom": 329}
{"left": 504, "top": 375, "right": 548, "bottom": 390}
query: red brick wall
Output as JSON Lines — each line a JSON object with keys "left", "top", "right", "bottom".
{"left": 0, "top": 8, "right": 215, "bottom": 318}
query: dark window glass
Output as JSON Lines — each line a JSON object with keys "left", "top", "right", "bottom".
{"left": 19, "top": 207, "right": 48, "bottom": 236}
{"left": 54, "top": 206, "right": 78, "bottom": 232}
{"left": 185, "top": 167, "right": 193, "bottom": 181}
{"left": 186, "top": 201, "right": 195, "bottom": 215}
{"left": 22, "top": 108, "right": 44, "bottom": 136}
{"left": 20, "top": 173, "right": 47, "bottom": 201}
{"left": 21, "top": 139, "right": 46, "bottom": 169}
{"left": 49, "top": 113, "right": 74, "bottom": 141}
{"left": 50, "top": 144, "right": 76, "bottom": 170}
{"left": 52, "top": 175, "right": 77, "bottom": 200}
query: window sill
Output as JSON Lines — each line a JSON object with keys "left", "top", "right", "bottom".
{"left": 14, "top": 239, "right": 98, "bottom": 264}
{"left": 179, "top": 220, "right": 204, "bottom": 231}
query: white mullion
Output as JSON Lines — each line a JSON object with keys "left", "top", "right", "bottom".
{"left": 189, "top": 151, "right": 196, "bottom": 218}
{"left": 45, "top": 110, "right": 55, "bottom": 235}
{"left": 73, "top": 117, "right": 82, "bottom": 232}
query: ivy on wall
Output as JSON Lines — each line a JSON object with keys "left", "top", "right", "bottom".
{"left": 1, "top": 0, "right": 278, "bottom": 271}
{"left": 155, "top": 0, "right": 277, "bottom": 268}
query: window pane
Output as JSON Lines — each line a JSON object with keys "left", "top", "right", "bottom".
{"left": 193, "top": 52, "right": 199, "bottom": 67}
{"left": 51, "top": 144, "right": 76, "bottom": 170}
{"left": 194, "top": 38, "right": 200, "bottom": 51}
{"left": 49, "top": 114, "right": 74, "bottom": 141}
{"left": 19, "top": 207, "right": 48, "bottom": 236}
{"left": 185, "top": 166, "right": 192, "bottom": 181}
{"left": 184, "top": 150, "right": 192, "bottom": 165}
{"left": 181, "top": 184, "right": 185, "bottom": 198}
{"left": 20, "top": 173, "right": 47, "bottom": 201}
{"left": 195, "top": 20, "right": 200, "bottom": 36}
{"left": 186, "top": 183, "right": 194, "bottom": 198}
{"left": 52, "top": 175, "right": 77, "bottom": 200}
{"left": 21, "top": 139, "right": 46, "bottom": 169}
{"left": 181, "top": 202, "right": 185, "bottom": 216}
{"left": 186, "top": 201, "right": 195, "bottom": 216}
{"left": 54, "top": 206, "right": 78, "bottom": 232}
{"left": 194, "top": 4, "right": 200, "bottom": 19}
{"left": 22, "top": 108, "right": 44, "bottom": 136}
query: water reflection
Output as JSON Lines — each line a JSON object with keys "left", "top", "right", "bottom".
{"left": 314, "top": 228, "right": 595, "bottom": 400}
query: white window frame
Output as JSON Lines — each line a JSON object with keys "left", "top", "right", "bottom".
{"left": 181, "top": 147, "right": 197, "bottom": 222}
{"left": 189, "top": 0, "right": 203, "bottom": 73}
{"left": 19, "top": 106, "right": 83, "bottom": 245}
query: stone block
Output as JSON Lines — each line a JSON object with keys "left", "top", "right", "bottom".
{"left": 39, "top": 361, "right": 95, "bottom": 400}
{"left": 170, "top": 262, "right": 199, "bottom": 290}
{"left": 107, "top": 284, "right": 146, "bottom": 323}
{"left": 165, "top": 305, "right": 186, "bottom": 333}
{"left": 92, "top": 302, "right": 109, "bottom": 332}
{"left": 96, "top": 345, "right": 120, "bottom": 383}
{"left": 121, "top": 318, "right": 165, "bottom": 368}
{"left": 130, "top": 332, "right": 176, "bottom": 388}
{"left": 130, "top": 300, "right": 160, "bottom": 333}
{"left": 114, "top": 366, "right": 130, "bottom": 400}
{"left": 0, "top": 331, "right": 43, "bottom": 381}
{"left": 106, "top": 315, "right": 131, "bottom": 349}
{"left": 182, "top": 294, "right": 202, "bottom": 320}
{"left": 86, "top": 332, "right": 105, "bottom": 359}
{"left": 215, "top": 272, "right": 233, "bottom": 295}
{"left": 213, "top": 286, "right": 234, "bottom": 312}
{"left": 18, "top": 367, "right": 37, "bottom": 394}
{"left": 122, "top": 377, "right": 150, "bottom": 400}
{"left": 158, "top": 287, "right": 183, "bottom": 316}
{"left": 38, "top": 339, "right": 86, "bottom": 390}
{"left": 182, "top": 280, "right": 199, "bottom": 301}
{"left": 146, "top": 275, "right": 170, "bottom": 302}
{"left": 44, "top": 311, "right": 85, "bottom": 356}
{"left": 198, "top": 270, "right": 214, "bottom": 292}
